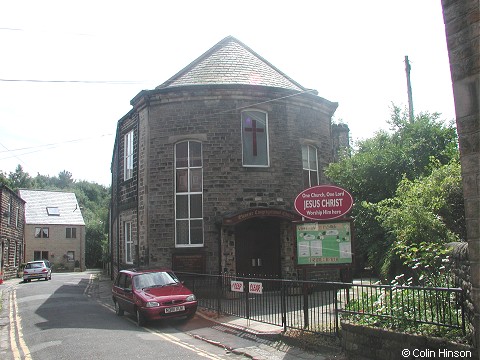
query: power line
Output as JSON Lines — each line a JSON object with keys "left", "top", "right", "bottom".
{"left": 0, "top": 134, "right": 113, "bottom": 160}
{"left": 0, "top": 142, "right": 29, "bottom": 167}
{"left": 0, "top": 79, "right": 146, "bottom": 84}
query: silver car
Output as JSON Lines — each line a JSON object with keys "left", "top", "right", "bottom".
{"left": 23, "top": 260, "right": 52, "bottom": 282}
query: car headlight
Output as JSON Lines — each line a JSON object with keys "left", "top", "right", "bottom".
{"left": 145, "top": 301, "right": 160, "bottom": 308}
{"left": 186, "top": 294, "right": 196, "bottom": 302}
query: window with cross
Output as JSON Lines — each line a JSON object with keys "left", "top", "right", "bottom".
{"left": 241, "top": 110, "right": 269, "bottom": 166}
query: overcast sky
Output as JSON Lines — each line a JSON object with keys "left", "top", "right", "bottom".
{"left": 0, "top": 1, "right": 455, "bottom": 186}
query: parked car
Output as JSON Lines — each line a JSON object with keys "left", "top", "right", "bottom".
{"left": 23, "top": 260, "right": 52, "bottom": 282}
{"left": 112, "top": 269, "right": 197, "bottom": 326}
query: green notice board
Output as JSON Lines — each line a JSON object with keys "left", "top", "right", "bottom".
{"left": 296, "top": 221, "right": 352, "bottom": 265}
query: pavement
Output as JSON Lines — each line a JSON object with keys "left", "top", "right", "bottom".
{"left": 0, "top": 270, "right": 346, "bottom": 360}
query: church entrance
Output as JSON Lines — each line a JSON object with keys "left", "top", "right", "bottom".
{"left": 235, "top": 218, "right": 281, "bottom": 277}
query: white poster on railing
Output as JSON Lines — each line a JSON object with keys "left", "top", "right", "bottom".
{"left": 231, "top": 280, "right": 244, "bottom": 292}
{"left": 249, "top": 282, "right": 263, "bottom": 294}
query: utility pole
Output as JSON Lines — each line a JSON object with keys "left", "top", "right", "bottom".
{"left": 405, "top": 56, "right": 414, "bottom": 122}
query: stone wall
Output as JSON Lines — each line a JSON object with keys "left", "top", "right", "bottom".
{"left": 441, "top": 0, "right": 480, "bottom": 355}
{"left": 341, "top": 321, "right": 477, "bottom": 360}
{"left": 450, "top": 241, "right": 477, "bottom": 343}
{"left": 0, "top": 185, "right": 25, "bottom": 280}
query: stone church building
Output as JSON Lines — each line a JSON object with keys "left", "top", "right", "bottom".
{"left": 110, "top": 36, "right": 348, "bottom": 280}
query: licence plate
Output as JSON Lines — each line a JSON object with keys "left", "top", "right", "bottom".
{"left": 165, "top": 305, "right": 185, "bottom": 314}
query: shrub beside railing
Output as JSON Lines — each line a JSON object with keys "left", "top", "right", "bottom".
{"left": 176, "top": 272, "right": 467, "bottom": 342}
{"left": 339, "top": 282, "right": 466, "bottom": 342}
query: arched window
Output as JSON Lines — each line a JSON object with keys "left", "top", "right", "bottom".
{"left": 175, "top": 141, "right": 203, "bottom": 247}
{"left": 302, "top": 145, "right": 319, "bottom": 188}
{"left": 241, "top": 110, "right": 269, "bottom": 166}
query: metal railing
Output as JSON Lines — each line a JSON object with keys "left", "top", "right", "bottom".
{"left": 176, "top": 272, "right": 465, "bottom": 337}
{"left": 339, "top": 282, "right": 465, "bottom": 335}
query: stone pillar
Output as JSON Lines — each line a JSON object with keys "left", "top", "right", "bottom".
{"left": 442, "top": 0, "right": 480, "bottom": 355}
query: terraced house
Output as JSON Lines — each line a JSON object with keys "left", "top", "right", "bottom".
{"left": 110, "top": 36, "right": 348, "bottom": 280}
{"left": 0, "top": 184, "right": 25, "bottom": 280}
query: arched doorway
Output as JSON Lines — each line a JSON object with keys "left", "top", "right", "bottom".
{"left": 235, "top": 218, "right": 281, "bottom": 277}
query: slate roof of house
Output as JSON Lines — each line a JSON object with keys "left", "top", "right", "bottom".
{"left": 156, "top": 36, "right": 308, "bottom": 92}
{"left": 18, "top": 189, "right": 85, "bottom": 226}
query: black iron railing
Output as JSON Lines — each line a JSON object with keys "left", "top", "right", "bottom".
{"left": 338, "top": 282, "right": 465, "bottom": 335}
{"left": 176, "top": 272, "right": 465, "bottom": 337}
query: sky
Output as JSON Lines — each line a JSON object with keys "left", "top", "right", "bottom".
{"left": 0, "top": 1, "right": 456, "bottom": 187}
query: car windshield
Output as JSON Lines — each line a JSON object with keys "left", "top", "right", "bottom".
{"left": 26, "top": 263, "right": 44, "bottom": 269}
{"left": 133, "top": 272, "right": 180, "bottom": 289}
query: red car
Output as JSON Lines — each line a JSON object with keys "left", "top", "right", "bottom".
{"left": 112, "top": 269, "right": 197, "bottom": 326}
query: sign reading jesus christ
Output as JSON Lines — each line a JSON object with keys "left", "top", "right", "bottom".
{"left": 241, "top": 110, "right": 269, "bottom": 166}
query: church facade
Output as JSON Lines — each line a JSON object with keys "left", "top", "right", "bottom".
{"left": 110, "top": 36, "right": 346, "bottom": 280}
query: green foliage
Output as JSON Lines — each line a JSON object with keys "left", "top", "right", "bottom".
{"left": 325, "top": 106, "right": 461, "bottom": 278}
{"left": 2, "top": 166, "right": 110, "bottom": 268}
{"left": 343, "top": 282, "right": 467, "bottom": 342}
{"left": 374, "top": 160, "right": 464, "bottom": 280}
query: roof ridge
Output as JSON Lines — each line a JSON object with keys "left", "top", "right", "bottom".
{"left": 155, "top": 36, "right": 307, "bottom": 91}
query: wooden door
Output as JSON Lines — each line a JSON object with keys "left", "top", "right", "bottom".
{"left": 235, "top": 218, "right": 281, "bottom": 277}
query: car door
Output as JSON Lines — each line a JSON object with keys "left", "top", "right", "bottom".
{"left": 123, "top": 274, "right": 134, "bottom": 314}
{"left": 113, "top": 273, "right": 135, "bottom": 314}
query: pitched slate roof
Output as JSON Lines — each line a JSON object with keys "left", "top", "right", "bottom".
{"left": 156, "top": 36, "right": 307, "bottom": 91}
{"left": 18, "top": 189, "right": 85, "bottom": 226}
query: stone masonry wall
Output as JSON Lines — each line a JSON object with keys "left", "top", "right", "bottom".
{"left": 450, "top": 241, "right": 476, "bottom": 343}
{"left": 137, "top": 86, "right": 335, "bottom": 273}
{"left": 341, "top": 321, "right": 477, "bottom": 360}
{"left": 0, "top": 186, "right": 25, "bottom": 280}
{"left": 442, "top": 0, "right": 480, "bottom": 355}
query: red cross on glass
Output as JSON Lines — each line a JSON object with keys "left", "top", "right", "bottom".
{"left": 244, "top": 118, "right": 264, "bottom": 156}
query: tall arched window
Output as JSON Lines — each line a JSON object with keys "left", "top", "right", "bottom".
{"left": 302, "top": 145, "right": 319, "bottom": 188}
{"left": 175, "top": 141, "right": 203, "bottom": 247}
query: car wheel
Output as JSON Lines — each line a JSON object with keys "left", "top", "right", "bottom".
{"left": 136, "top": 308, "right": 146, "bottom": 327}
{"left": 114, "top": 301, "right": 124, "bottom": 316}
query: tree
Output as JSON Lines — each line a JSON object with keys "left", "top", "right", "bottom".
{"left": 325, "top": 106, "right": 459, "bottom": 277}
{"left": 56, "top": 170, "right": 74, "bottom": 189}
{"left": 8, "top": 165, "right": 33, "bottom": 190}
{"left": 375, "top": 159, "right": 464, "bottom": 283}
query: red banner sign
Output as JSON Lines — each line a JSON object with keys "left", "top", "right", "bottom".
{"left": 294, "top": 185, "right": 353, "bottom": 220}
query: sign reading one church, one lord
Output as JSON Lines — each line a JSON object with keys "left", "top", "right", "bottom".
{"left": 294, "top": 185, "right": 354, "bottom": 265}
{"left": 294, "top": 185, "right": 353, "bottom": 221}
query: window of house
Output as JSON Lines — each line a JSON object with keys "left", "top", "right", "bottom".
{"left": 66, "top": 227, "right": 77, "bottom": 238}
{"left": 124, "top": 130, "right": 134, "bottom": 181}
{"left": 12, "top": 241, "right": 17, "bottom": 266}
{"left": 242, "top": 110, "right": 269, "bottom": 166}
{"left": 35, "top": 227, "right": 49, "bottom": 238}
{"left": 67, "top": 251, "right": 75, "bottom": 262}
{"left": 302, "top": 144, "right": 319, "bottom": 188}
{"left": 7, "top": 199, "right": 11, "bottom": 226}
{"left": 125, "top": 222, "right": 133, "bottom": 264}
{"left": 34, "top": 251, "right": 49, "bottom": 260}
{"left": 175, "top": 141, "right": 203, "bottom": 247}
{"left": 15, "top": 207, "right": 19, "bottom": 228}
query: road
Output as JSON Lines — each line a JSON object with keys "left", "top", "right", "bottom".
{"left": 1, "top": 272, "right": 248, "bottom": 360}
